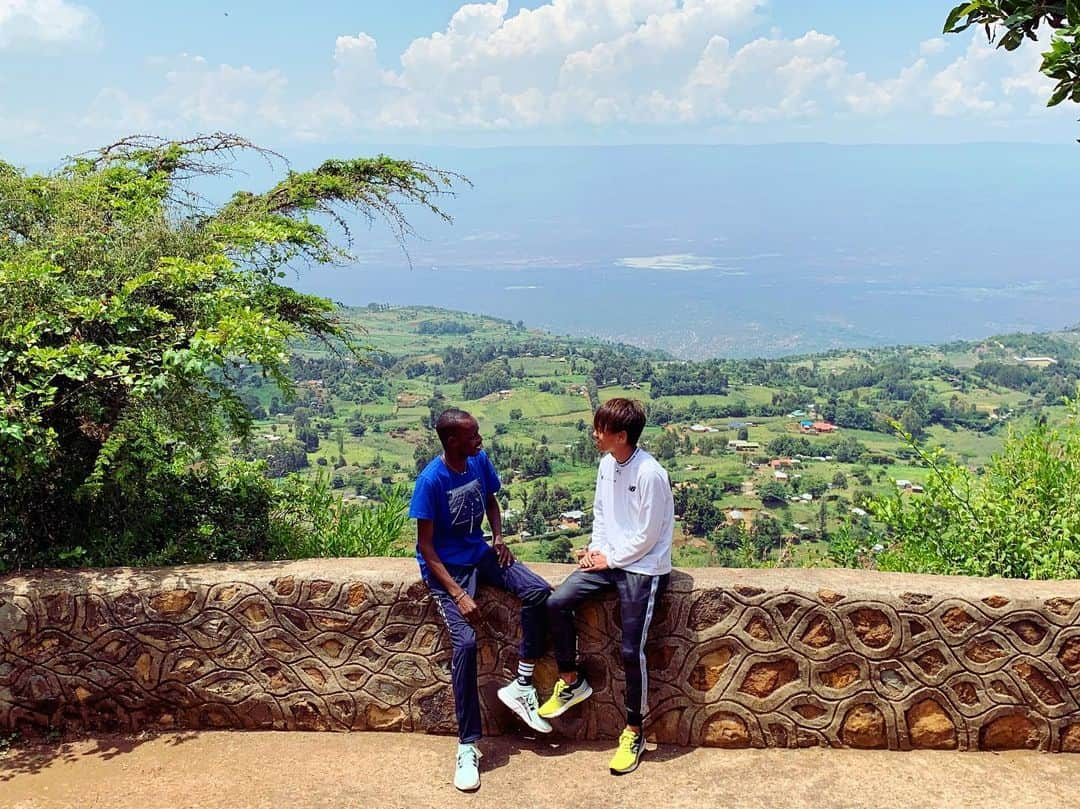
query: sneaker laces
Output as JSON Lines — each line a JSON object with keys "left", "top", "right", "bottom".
{"left": 617, "top": 728, "right": 639, "bottom": 752}
{"left": 457, "top": 746, "right": 479, "bottom": 768}
{"left": 552, "top": 679, "right": 572, "bottom": 701}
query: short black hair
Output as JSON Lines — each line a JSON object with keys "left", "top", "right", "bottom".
{"left": 593, "top": 398, "right": 647, "bottom": 446}
{"left": 435, "top": 408, "right": 475, "bottom": 446}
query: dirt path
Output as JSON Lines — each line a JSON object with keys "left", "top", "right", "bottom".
{"left": 3, "top": 731, "right": 1078, "bottom": 809}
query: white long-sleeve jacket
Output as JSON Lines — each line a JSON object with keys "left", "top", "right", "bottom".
{"left": 588, "top": 448, "right": 674, "bottom": 575}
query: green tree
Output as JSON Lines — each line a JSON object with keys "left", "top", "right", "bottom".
{"left": 800, "top": 475, "right": 829, "bottom": 499}
{"left": 758, "top": 481, "right": 789, "bottom": 507}
{"left": 0, "top": 134, "right": 457, "bottom": 570}
{"left": 654, "top": 430, "right": 678, "bottom": 461}
{"left": 944, "top": 2, "right": 1080, "bottom": 116}
{"left": 871, "top": 405, "right": 1080, "bottom": 579}
{"left": 751, "top": 513, "right": 783, "bottom": 559}
{"left": 543, "top": 536, "right": 575, "bottom": 563}
{"left": 413, "top": 432, "right": 443, "bottom": 475}
{"left": 899, "top": 405, "right": 926, "bottom": 439}
{"left": 296, "top": 425, "right": 320, "bottom": 453}
{"left": 712, "top": 521, "right": 746, "bottom": 552}
{"left": 345, "top": 412, "right": 367, "bottom": 438}
{"left": 683, "top": 489, "right": 722, "bottom": 536}
{"left": 293, "top": 407, "right": 312, "bottom": 431}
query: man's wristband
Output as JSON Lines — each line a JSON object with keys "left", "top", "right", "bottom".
{"left": 453, "top": 591, "right": 468, "bottom": 604}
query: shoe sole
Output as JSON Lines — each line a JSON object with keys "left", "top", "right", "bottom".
{"left": 537, "top": 681, "right": 594, "bottom": 719}
{"left": 497, "top": 690, "right": 553, "bottom": 734}
{"left": 455, "top": 780, "right": 480, "bottom": 792}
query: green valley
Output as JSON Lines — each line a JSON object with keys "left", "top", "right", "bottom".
{"left": 230, "top": 304, "right": 1080, "bottom": 570}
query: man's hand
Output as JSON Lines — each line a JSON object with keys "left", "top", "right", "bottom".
{"left": 492, "top": 537, "right": 514, "bottom": 567}
{"left": 583, "top": 551, "right": 610, "bottom": 571}
{"left": 455, "top": 592, "right": 483, "bottom": 625}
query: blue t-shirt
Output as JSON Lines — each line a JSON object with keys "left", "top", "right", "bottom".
{"left": 409, "top": 451, "right": 501, "bottom": 575}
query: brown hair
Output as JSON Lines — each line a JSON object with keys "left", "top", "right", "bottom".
{"left": 593, "top": 398, "right": 647, "bottom": 446}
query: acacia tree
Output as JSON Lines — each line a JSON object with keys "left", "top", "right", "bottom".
{"left": 0, "top": 134, "right": 459, "bottom": 569}
{"left": 945, "top": 2, "right": 1080, "bottom": 114}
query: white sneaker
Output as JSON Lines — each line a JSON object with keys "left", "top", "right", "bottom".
{"left": 497, "top": 679, "right": 552, "bottom": 734}
{"left": 454, "top": 743, "right": 481, "bottom": 792}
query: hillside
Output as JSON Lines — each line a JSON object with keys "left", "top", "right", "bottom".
{"left": 230, "top": 305, "right": 1080, "bottom": 568}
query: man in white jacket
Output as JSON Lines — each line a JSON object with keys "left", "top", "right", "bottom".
{"left": 538, "top": 397, "right": 674, "bottom": 775}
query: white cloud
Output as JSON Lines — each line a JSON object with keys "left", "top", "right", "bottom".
{"left": 929, "top": 35, "right": 1005, "bottom": 116}
{"left": 685, "top": 31, "right": 855, "bottom": 124}
{"left": 919, "top": 38, "right": 947, "bottom": 56}
{"left": 0, "top": 0, "right": 100, "bottom": 49}
{"left": 73, "top": 2, "right": 1074, "bottom": 141}
{"left": 926, "top": 33, "right": 1053, "bottom": 118}
{"left": 617, "top": 253, "right": 742, "bottom": 272}
{"left": 85, "top": 55, "right": 287, "bottom": 135}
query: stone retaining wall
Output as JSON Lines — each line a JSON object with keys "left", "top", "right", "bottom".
{"left": 2, "top": 560, "right": 1078, "bottom": 751}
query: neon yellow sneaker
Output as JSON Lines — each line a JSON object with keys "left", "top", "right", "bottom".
{"left": 608, "top": 728, "right": 644, "bottom": 775}
{"left": 537, "top": 676, "right": 593, "bottom": 719}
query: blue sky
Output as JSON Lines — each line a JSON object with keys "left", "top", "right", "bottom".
{"left": 1, "top": 0, "right": 1077, "bottom": 162}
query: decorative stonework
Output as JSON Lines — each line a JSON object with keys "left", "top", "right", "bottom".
{"left": 2, "top": 561, "right": 1078, "bottom": 750}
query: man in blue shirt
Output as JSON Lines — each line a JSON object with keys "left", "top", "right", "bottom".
{"left": 410, "top": 408, "right": 552, "bottom": 792}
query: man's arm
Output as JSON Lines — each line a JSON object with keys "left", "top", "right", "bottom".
{"left": 417, "top": 518, "right": 481, "bottom": 624}
{"left": 485, "top": 492, "right": 514, "bottom": 567}
{"left": 585, "top": 470, "right": 670, "bottom": 571}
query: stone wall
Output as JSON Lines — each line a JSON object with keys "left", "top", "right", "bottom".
{"left": 2, "top": 560, "right": 1078, "bottom": 751}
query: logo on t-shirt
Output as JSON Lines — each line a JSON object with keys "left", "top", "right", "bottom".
{"left": 447, "top": 479, "right": 484, "bottom": 534}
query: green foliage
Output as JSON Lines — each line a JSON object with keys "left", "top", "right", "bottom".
{"left": 711, "top": 521, "right": 753, "bottom": 565}
{"left": 758, "top": 481, "right": 789, "bottom": 506}
{"left": 653, "top": 430, "right": 678, "bottom": 460}
{"left": 751, "top": 513, "right": 783, "bottom": 558}
{"left": 0, "top": 134, "right": 456, "bottom": 570}
{"left": 828, "top": 520, "right": 871, "bottom": 569}
{"left": 461, "top": 359, "right": 512, "bottom": 400}
{"left": 543, "top": 536, "right": 575, "bottom": 563}
{"left": 944, "top": 2, "right": 1080, "bottom": 121}
{"left": 271, "top": 477, "right": 412, "bottom": 559}
{"left": 870, "top": 404, "right": 1080, "bottom": 579}
{"left": 683, "top": 487, "right": 722, "bottom": 535}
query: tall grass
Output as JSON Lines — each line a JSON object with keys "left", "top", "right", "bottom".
{"left": 272, "top": 473, "right": 412, "bottom": 559}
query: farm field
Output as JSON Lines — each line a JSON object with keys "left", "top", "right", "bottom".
{"left": 233, "top": 305, "right": 1078, "bottom": 568}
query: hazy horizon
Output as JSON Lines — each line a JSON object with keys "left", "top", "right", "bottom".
{"left": 289, "top": 142, "right": 1080, "bottom": 359}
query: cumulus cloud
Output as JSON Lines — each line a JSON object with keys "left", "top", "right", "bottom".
{"left": 85, "top": 55, "right": 287, "bottom": 135}
{"left": 919, "top": 38, "right": 947, "bottom": 56}
{"left": 925, "top": 33, "right": 1053, "bottom": 118}
{"left": 0, "top": 0, "right": 100, "bottom": 49}
{"left": 77, "top": 2, "right": 1072, "bottom": 140}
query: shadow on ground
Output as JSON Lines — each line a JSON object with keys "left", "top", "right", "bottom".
{"left": 0, "top": 730, "right": 200, "bottom": 782}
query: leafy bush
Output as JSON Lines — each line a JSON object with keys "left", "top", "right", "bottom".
{"left": 271, "top": 477, "right": 412, "bottom": 559}
{"left": 866, "top": 403, "right": 1080, "bottom": 580}
{"left": 543, "top": 536, "right": 574, "bottom": 563}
